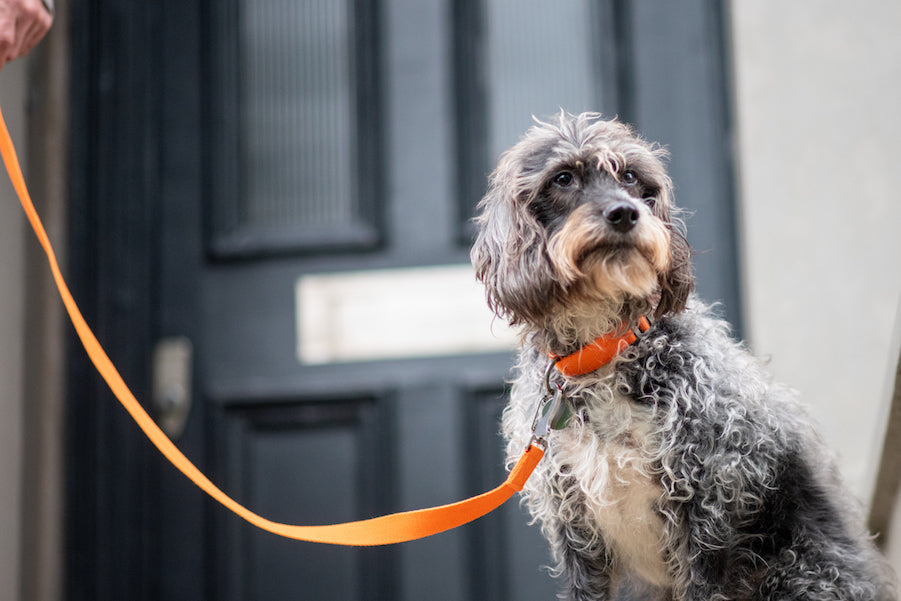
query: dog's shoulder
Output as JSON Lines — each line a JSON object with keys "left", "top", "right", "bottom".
{"left": 617, "top": 301, "right": 737, "bottom": 383}
{"left": 614, "top": 299, "right": 795, "bottom": 415}
{"left": 641, "top": 299, "right": 737, "bottom": 354}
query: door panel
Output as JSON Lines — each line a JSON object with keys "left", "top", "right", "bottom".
{"left": 212, "top": 397, "right": 396, "bottom": 601}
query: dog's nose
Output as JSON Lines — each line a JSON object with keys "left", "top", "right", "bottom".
{"left": 603, "top": 202, "right": 640, "bottom": 233}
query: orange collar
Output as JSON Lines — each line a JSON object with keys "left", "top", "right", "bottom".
{"left": 550, "top": 316, "right": 650, "bottom": 377}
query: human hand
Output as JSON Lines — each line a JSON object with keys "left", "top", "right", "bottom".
{"left": 0, "top": 0, "right": 52, "bottom": 69}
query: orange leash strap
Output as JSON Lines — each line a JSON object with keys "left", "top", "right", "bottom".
{"left": 0, "top": 106, "right": 544, "bottom": 546}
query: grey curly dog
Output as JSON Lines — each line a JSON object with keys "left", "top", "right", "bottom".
{"left": 471, "top": 111, "right": 896, "bottom": 601}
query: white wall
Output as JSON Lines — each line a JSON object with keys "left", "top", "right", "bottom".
{"left": 730, "top": 0, "right": 901, "bottom": 567}
{"left": 0, "top": 58, "right": 27, "bottom": 601}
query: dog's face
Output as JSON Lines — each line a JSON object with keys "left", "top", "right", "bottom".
{"left": 471, "top": 112, "right": 693, "bottom": 335}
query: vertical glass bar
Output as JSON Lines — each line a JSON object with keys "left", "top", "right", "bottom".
{"left": 241, "top": 0, "right": 356, "bottom": 231}
{"left": 484, "top": 0, "right": 598, "bottom": 158}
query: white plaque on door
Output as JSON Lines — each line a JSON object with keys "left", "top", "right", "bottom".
{"left": 296, "top": 264, "right": 518, "bottom": 364}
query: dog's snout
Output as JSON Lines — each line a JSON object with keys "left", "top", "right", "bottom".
{"left": 603, "top": 202, "right": 640, "bottom": 233}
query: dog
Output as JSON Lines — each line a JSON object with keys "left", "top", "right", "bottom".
{"left": 471, "top": 111, "right": 895, "bottom": 601}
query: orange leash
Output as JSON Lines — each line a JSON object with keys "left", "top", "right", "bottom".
{"left": 0, "top": 105, "right": 544, "bottom": 546}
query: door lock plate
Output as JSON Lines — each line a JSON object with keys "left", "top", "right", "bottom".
{"left": 152, "top": 337, "right": 193, "bottom": 439}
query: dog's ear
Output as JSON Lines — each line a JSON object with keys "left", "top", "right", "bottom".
{"left": 649, "top": 176, "right": 693, "bottom": 318}
{"left": 470, "top": 184, "right": 510, "bottom": 319}
{"left": 654, "top": 224, "right": 693, "bottom": 318}
{"left": 471, "top": 163, "right": 558, "bottom": 326}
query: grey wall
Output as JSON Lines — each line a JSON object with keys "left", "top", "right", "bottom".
{"left": 0, "top": 56, "right": 27, "bottom": 601}
{"left": 731, "top": 0, "right": 901, "bottom": 570}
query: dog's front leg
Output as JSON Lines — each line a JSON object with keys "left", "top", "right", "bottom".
{"left": 678, "top": 545, "right": 731, "bottom": 601}
{"left": 555, "top": 521, "right": 614, "bottom": 601}
{"left": 659, "top": 428, "right": 772, "bottom": 601}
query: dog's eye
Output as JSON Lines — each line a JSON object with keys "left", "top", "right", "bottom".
{"left": 552, "top": 171, "right": 574, "bottom": 187}
{"left": 643, "top": 185, "right": 660, "bottom": 208}
{"left": 621, "top": 170, "right": 638, "bottom": 186}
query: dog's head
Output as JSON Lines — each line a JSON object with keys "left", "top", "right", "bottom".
{"left": 471, "top": 111, "right": 693, "bottom": 341}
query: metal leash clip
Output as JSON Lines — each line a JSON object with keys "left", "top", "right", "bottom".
{"left": 530, "top": 360, "right": 573, "bottom": 448}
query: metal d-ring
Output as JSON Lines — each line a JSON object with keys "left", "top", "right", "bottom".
{"left": 532, "top": 358, "right": 573, "bottom": 446}
{"left": 544, "top": 358, "right": 559, "bottom": 396}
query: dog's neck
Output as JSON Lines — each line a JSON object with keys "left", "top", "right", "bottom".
{"left": 527, "top": 297, "right": 651, "bottom": 357}
{"left": 549, "top": 316, "right": 650, "bottom": 377}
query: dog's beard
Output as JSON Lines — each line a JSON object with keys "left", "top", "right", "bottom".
{"left": 580, "top": 250, "right": 660, "bottom": 298}
{"left": 548, "top": 206, "right": 671, "bottom": 300}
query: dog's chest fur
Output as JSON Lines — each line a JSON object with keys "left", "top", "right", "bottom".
{"left": 506, "top": 362, "right": 671, "bottom": 588}
{"left": 559, "top": 392, "right": 670, "bottom": 586}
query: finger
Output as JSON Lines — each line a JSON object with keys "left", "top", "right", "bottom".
{"left": 15, "top": 13, "right": 49, "bottom": 57}
{"left": 11, "top": 2, "right": 51, "bottom": 60}
{"left": 0, "top": 1, "right": 13, "bottom": 54}
{"left": 0, "top": 19, "right": 15, "bottom": 62}
{"left": 0, "top": 40, "right": 14, "bottom": 67}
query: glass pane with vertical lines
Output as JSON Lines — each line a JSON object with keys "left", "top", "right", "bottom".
{"left": 210, "top": 0, "right": 379, "bottom": 256}
{"left": 485, "top": 0, "right": 600, "bottom": 158}
{"left": 243, "top": 0, "right": 354, "bottom": 229}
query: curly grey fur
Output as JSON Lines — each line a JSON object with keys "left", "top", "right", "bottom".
{"left": 472, "top": 111, "right": 896, "bottom": 601}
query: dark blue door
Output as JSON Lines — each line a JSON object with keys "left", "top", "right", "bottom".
{"left": 65, "top": 1, "right": 738, "bottom": 599}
